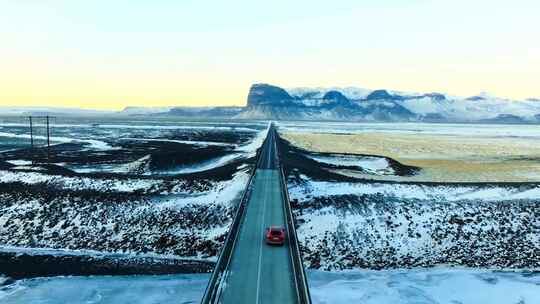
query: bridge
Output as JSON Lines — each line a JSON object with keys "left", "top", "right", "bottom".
{"left": 201, "top": 125, "right": 311, "bottom": 304}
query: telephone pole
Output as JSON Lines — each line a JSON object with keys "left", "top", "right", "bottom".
{"left": 46, "top": 115, "right": 50, "bottom": 163}
{"left": 29, "top": 116, "right": 34, "bottom": 164}
{"left": 27, "top": 115, "right": 54, "bottom": 164}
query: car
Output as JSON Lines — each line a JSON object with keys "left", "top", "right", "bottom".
{"left": 265, "top": 226, "right": 285, "bottom": 245}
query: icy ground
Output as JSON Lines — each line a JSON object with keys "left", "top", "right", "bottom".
{"left": 309, "top": 268, "right": 540, "bottom": 304}
{"left": 1, "top": 269, "right": 538, "bottom": 304}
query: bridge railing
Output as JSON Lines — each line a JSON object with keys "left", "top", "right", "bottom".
{"left": 275, "top": 129, "right": 312, "bottom": 304}
{"left": 200, "top": 135, "right": 266, "bottom": 304}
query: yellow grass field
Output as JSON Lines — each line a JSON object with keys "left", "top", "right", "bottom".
{"left": 281, "top": 131, "right": 540, "bottom": 182}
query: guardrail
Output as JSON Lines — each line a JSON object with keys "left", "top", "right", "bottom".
{"left": 274, "top": 129, "right": 312, "bottom": 304}
{"left": 200, "top": 134, "right": 266, "bottom": 304}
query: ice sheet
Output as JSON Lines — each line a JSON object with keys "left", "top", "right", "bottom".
{"left": 0, "top": 274, "right": 209, "bottom": 304}
{"left": 308, "top": 268, "right": 540, "bottom": 304}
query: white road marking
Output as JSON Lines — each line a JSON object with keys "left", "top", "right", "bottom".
{"left": 267, "top": 132, "right": 272, "bottom": 167}
{"left": 255, "top": 172, "right": 268, "bottom": 304}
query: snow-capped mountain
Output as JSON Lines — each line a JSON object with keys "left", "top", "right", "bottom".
{"left": 236, "top": 83, "right": 540, "bottom": 122}
{"left": 236, "top": 84, "right": 416, "bottom": 121}
{"left": 3, "top": 85, "right": 539, "bottom": 123}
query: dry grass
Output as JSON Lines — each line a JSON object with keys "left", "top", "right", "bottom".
{"left": 281, "top": 132, "right": 540, "bottom": 182}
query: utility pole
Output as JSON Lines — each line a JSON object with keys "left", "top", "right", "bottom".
{"left": 46, "top": 115, "right": 50, "bottom": 163}
{"left": 29, "top": 116, "right": 34, "bottom": 164}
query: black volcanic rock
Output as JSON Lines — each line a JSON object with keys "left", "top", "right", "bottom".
{"left": 0, "top": 161, "right": 14, "bottom": 170}
{"left": 366, "top": 90, "right": 394, "bottom": 100}
{"left": 247, "top": 83, "right": 294, "bottom": 107}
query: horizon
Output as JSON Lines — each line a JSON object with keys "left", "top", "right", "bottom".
{"left": 1, "top": 83, "right": 539, "bottom": 112}
{"left": 1, "top": 1, "right": 539, "bottom": 110}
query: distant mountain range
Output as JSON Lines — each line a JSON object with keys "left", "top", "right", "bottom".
{"left": 2, "top": 84, "right": 539, "bottom": 123}
{"left": 233, "top": 84, "right": 540, "bottom": 123}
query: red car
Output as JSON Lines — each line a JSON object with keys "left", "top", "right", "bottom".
{"left": 265, "top": 226, "right": 286, "bottom": 245}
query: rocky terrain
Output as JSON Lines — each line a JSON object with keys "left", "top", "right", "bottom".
{"left": 0, "top": 120, "right": 267, "bottom": 277}
{"left": 125, "top": 84, "right": 540, "bottom": 123}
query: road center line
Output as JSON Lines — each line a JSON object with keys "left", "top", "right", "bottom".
{"left": 255, "top": 172, "right": 268, "bottom": 304}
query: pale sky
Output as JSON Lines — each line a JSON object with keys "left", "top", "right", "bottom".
{"left": 0, "top": 0, "right": 538, "bottom": 110}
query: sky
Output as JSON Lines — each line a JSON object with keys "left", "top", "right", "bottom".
{"left": 0, "top": 0, "right": 538, "bottom": 110}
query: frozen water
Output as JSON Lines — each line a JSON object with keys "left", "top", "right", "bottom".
{"left": 2, "top": 269, "right": 538, "bottom": 303}
{"left": 0, "top": 274, "right": 209, "bottom": 304}
{"left": 308, "top": 268, "right": 540, "bottom": 304}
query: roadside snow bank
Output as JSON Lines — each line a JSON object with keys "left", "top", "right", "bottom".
{"left": 236, "top": 122, "right": 270, "bottom": 156}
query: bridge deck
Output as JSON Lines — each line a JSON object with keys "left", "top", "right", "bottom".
{"left": 218, "top": 129, "right": 297, "bottom": 304}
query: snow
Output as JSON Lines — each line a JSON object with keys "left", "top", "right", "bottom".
{"left": 288, "top": 175, "right": 540, "bottom": 270}
{"left": 0, "top": 170, "right": 167, "bottom": 193}
{"left": 0, "top": 131, "right": 117, "bottom": 151}
{"left": 0, "top": 274, "right": 209, "bottom": 304}
{"left": 305, "top": 154, "right": 394, "bottom": 175}
{"left": 6, "top": 160, "right": 32, "bottom": 166}
{"left": 397, "top": 96, "right": 540, "bottom": 121}
{"left": 277, "top": 121, "right": 540, "bottom": 138}
{"left": 0, "top": 245, "right": 205, "bottom": 262}
{"left": 154, "top": 153, "right": 244, "bottom": 175}
{"left": 286, "top": 86, "right": 373, "bottom": 100}
{"left": 284, "top": 86, "right": 540, "bottom": 121}
{"left": 154, "top": 169, "right": 249, "bottom": 206}
{"left": 96, "top": 124, "right": 259, "bottom": 132}
{"left": 119, "top": 137, "right": 236, "bottom": 147}
{"left": 308, "top": 268, "right": 540, "bottom": 304}
{"left": 1, "top": 269, "right": 537, "bottom": 303}
{"left": 235, "top": 122, "right": 270, "bottom": 156}
{"left": 289, "top": 177, "right": 540, "bottom": 203}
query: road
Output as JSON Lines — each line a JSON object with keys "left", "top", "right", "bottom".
{"left": 218, "top": 127, "right": 298, "bottom": 304}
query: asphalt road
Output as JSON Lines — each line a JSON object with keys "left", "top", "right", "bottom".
{"left": 219, "top": 127, "right": 297, "bottom": 304}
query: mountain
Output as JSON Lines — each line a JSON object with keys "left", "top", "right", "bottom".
{"left": 247, "top": 84, "right": 295, "bottom": 107}
{"left": 0, "top": 107, "right": 112, "bottom": 116}
{"left": 165, "top": 106, "right": 243, "bottom": 117}
{"left": 479, "top": 114, "right": 528, "bottom": 124}
{"left": 237, "top": 84, "right": 415, "bottom": 121}
{"left": 118, "top": 107, "right": 172, "bottom": 115}
{"left": 120, "top": 84, "right": 540, "bottom": 123}
{"left": 4, "top": 85, "right": 538, "bottom": 123}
